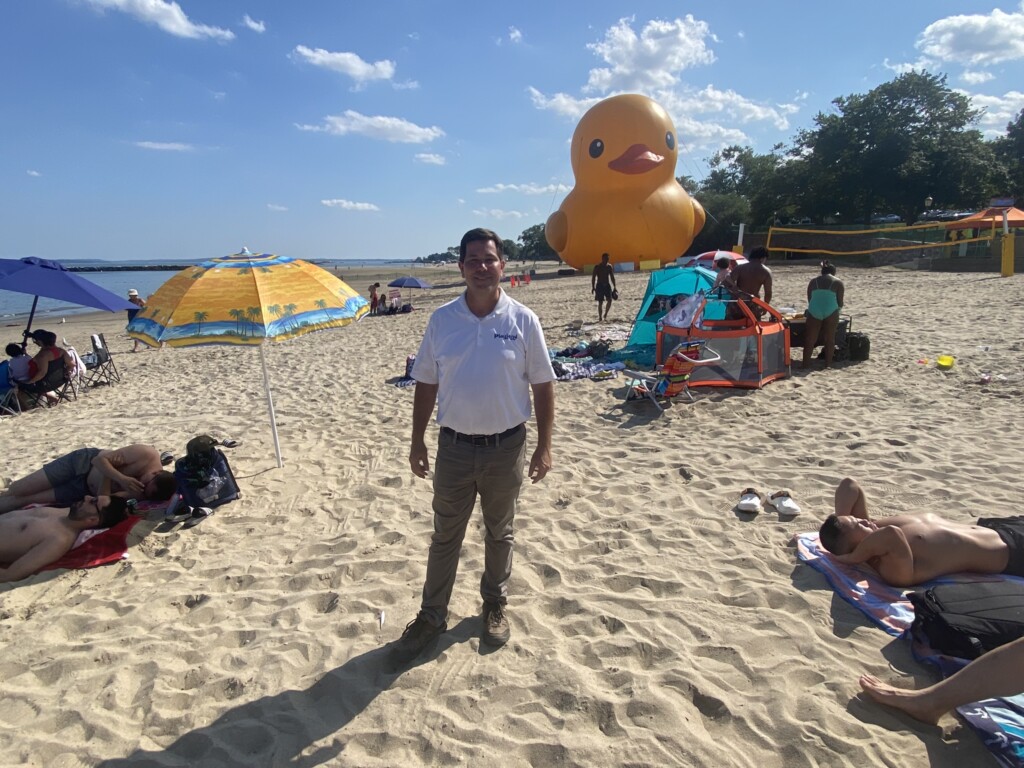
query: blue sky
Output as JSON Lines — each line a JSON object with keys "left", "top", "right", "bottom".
{"left": 3, "top": 1, "right": 1023, "bottom": 262}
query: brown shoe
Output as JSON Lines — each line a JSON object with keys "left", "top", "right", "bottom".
{"left": 482, "top": 601, "right": 510, "bottom": 647}
{"left": 388, "top": 612, "right": 446, "bottom": 666}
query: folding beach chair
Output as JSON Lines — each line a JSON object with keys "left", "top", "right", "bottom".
{"left": 622, "top": 341, "right": 722, "bottom": 412}
{"left": 83, "top": 333, "right": 121, "bottom": 387}
{"left": 0, "top": 386, "right": 20, "bottom": 416}
{"left": 22, "top": 357, "right": 77, "bottom": 409}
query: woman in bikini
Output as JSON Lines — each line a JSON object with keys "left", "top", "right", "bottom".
{"left": 802, "top": 261, "right": 844, "bottom": 369}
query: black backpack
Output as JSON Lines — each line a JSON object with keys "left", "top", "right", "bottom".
{"left": 909, "top": 580, "right": 1024, "bottom": 659}
{"left": 847, "top": 332, "right": 870, "bottom": 361}
{"left": 173, "top": 435, "right": 241, "bottom": 509}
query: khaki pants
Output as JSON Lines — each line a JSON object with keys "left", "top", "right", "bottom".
{"left": 419, "top": 426, "right": 527, "bottom": 625}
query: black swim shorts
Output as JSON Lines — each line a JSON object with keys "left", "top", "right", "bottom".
{"left": 978, "top": 516, "right": 1024, "bottom": 578}
{"left": 42, "top": 447, "right": 102, "bottom": 506}
{"left": 595, "top": 283, "right": 613, "bottom": 302}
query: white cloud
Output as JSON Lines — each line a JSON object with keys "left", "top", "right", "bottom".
{"left": 415, "top": 153, "right": 446, "bottom": 165}
{"left": 509, "top": 26, "right": 523, "bottom": 44}
{"left": 293, "top": 45, "right": 395, "bottom": 87}
{"left": 584, "top": 16, "right": 716, "bottom": 94}
{"left": 528, "top": 17, "right": 793, "bottom": 151}
{"left": 26, "top": 170, "right": 41, "bottom": 177}
{"left": 267, "top": 203, "right": 287, "bottom": 211}
{"left": 82, "top": 0, "right": 234, "bottom": 41}
{"left": 242, "top": 14, "right": 265, "bottom": 33}
{"left": 917, "top": 6, "right": 1024, "bottom": 67}
{"left": 961, "top": 70, "right": 995, "bottom": 85}
{"left": 134, "top": 141, "right": 194, "bottom": 151}
{"left": 210, "top": 90, "right": 226, "bottom": 100}
{"left": 960, "top": 89, "right": 1024, "bottom": 132}
{"left": 527, "top": 86, "right": 601, "bottom": 120}
{"left": 477, "top": 182, "right": 571, "bottom": 195}
{"left": 882, "top": 57, "right": 933, "bottom": 75}
{"left": 296, "top": 111, "right": 444, "bottom": 143}
{"left": 472, "top": 208, "right": 527, "bottom": 220}
{"left": 321, "top": 199, "right": 380, "bottom": 211}
{"left": 393, "top": 80, "right": 420, "bottom": 91}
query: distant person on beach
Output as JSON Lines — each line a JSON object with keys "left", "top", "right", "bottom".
{"left": 802, "top": 261, "right": 844, "bottom": 369}
{"left": 389, "top": 227, "right": 555, "bottom": 666}
{"left": 591, "top": 252, "right": 616, "bottom": 322}
{"left": 0, "top": 496, "right": 130, "bottom": 583}
{"left": 2, "top": 343, "right": 32, "bottom": 387}
{"left": 712, "top": 256, "right": 734, "bottom": 290}
{"left": 0, "top": 444, "right": 176, "bottom": 514}
{"left": 127, "top": 289, "right": 146, "bottom": 352}
{"left": 726, "top": 247, "right": 772, "bottom": 319}
{"left": 817, "top": 478, "right": 1024, "bottom": 587}
{"left": 17, "top": 329, "right": 74, "bottom": 407}
{"left": 859, "top": 636, "right": 1024, "bottom": 725}
{"left": 369, "top": 283, "right": 381, "bottom": 314}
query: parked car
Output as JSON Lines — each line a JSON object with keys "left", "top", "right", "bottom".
{"left": 870, "top": 213, "right": 902, "bottom": 224}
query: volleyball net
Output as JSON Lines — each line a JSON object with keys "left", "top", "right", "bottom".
{"left": 764, "top": 222, "right": 996, "bottom": 260}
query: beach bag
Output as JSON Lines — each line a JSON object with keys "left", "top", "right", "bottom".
{"left": 847, "top": 332, "right": 870, "bottom": 361}
{"left": 174, "top": 435, "right": 241, "bottom": 509}
{"left": 908, "top": 581, "right": 1024, "bottom": 660}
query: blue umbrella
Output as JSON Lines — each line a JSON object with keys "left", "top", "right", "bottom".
{"left": 0, "top": 257, "right": 136, "bottom": 336}
{"left": 387, "top": 276, "right": 433, "bottom": 290}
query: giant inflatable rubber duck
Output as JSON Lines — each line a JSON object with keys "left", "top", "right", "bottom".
{"left": 545, "top": 93, "right": 705, "bottom": 270}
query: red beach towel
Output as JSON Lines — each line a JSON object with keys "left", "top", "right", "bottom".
{"left": 42, "top": 515, "right": 143, "bottom": 572}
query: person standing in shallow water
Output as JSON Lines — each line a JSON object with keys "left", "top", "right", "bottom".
{"left": 591, "top": 252, "right": 616, "bottom": 322}
{"left": 388, "top": 227, "right": 555, "bottom": 667}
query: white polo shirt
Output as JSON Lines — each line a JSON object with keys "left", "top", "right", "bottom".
{"left": 412, "top": 290, "right": 555, "bottom": 435}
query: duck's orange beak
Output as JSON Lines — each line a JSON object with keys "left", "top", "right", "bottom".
{"left": 608, "top": 144, "right": 664, "bottom": 174}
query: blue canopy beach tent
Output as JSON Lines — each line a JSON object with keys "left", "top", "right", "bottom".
{"left": 627, "top": 266, "right": 719, "bottom": 347}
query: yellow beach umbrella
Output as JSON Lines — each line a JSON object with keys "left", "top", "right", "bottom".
{"left": 128, "top": 248, "right": 369, "bottom": 466}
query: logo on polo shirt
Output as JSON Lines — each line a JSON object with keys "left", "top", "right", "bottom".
{"left": 493, "top": 330, "right": 518, "bottom": 341}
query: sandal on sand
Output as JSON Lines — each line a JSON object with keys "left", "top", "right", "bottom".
{"left": 737, "top": 488, "right": 764, "bottom": 514}
{"left": 182, "top": 507, "right": 215, "bottom": 529}
{"left": 160, "top": 451, "right": 175, "bottom": 466}
{"left": 766, "top": 489, "right": 801, "bottom": 516}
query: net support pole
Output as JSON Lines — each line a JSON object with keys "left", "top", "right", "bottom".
{"left": 1002, "top": 211, "right": 1015, "bottom": 278}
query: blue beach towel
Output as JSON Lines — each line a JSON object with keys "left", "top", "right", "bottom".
{"left": 797, "top": 532, "right": 1024, "bottom": 767}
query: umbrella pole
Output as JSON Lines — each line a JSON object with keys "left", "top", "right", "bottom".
{"left": 259, "top": 344, "right": 284, "bottom": 468}
{"left": 24, "top": 296, "right": 39, "bottom": 342}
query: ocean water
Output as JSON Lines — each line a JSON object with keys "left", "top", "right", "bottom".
{"left": 0, "top": 259, "right": 416, "bottom": 323}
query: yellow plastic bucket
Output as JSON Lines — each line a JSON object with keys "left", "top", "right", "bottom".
{"left": 936, "top": 355, "right": 955, "bottom": 370}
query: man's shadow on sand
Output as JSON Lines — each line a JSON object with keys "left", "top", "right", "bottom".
{"left": 96, "top": 617, "right": 480, "bottom": 767}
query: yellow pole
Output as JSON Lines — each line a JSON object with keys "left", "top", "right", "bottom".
{"left": 1002, "top": 211, "right": 1014, "bottom": 277}
{"left": 1002, "top": 235, "right": 1015, "bottom": 277}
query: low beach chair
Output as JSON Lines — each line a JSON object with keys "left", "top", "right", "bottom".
{"left": 22, "top": 357, "right": 77, "bottom": 409}
{"left": 622, "top": 341, "right": 722, "bottom": 412}
{"left": 0, "top": 382, "right": 20, "bottom": 417}
{"left": 83, "top": 333, "right": 120, "bottom": 387}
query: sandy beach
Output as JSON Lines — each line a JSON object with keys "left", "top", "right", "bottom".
{"left": 1, "top": 263, "right": 1023, "bottom": 767}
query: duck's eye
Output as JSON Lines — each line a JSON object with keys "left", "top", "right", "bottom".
{"left": 589, "top": 139, "right": 604, "bottom": 159}
{"left": 665, "top": 132, "right": 675, "bottom": 151}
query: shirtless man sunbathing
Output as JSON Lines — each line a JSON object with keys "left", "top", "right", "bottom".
{"left": 0, "top": 495, "right": 129, "bottom": 583}
{"left": 817, "top": 477, "right": 1023, "bottom": 587}
{"left": 0, "top": 445, "right": 176, "bottom": 514}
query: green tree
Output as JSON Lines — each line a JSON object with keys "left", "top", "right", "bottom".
{"left": 991, "top": 109, "right": 1024, "bottom": 202}
{"left": 793, "top": 71, "right": 996, "bottom": 222}
{"left": 501, "top": 239, "right": 521, "bottom": 261}
{"left": 517, "top": 223, "right": 559, "bottom": 262}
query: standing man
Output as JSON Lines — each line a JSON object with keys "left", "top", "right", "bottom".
{"left": 591, "top": 252, "right": 617, "bottom": 322}
{"left": 726, "top": 246, "right": 772, "bottom": 319}
{"left": 127, "top": 289, "right": 147, "bottom": 352}
{"left": 390, "top": 228, "right": 555, "bottom": 666}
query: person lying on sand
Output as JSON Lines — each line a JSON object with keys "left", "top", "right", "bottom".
{"left": 817, "top": 478, "right": 1023, "bottom": 587}
{"left": 0, "top": 445, "right": 176, "bottom": 514}
{"left": 0, "top": 496, "right": 129, "bottom": 583}
{"left": 860, "top": 635, "right": 1024, "bottom": 725}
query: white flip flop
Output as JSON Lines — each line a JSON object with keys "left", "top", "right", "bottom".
{"left": 767, "top": 489, "right": 801, "bottom": 517}
{"left": 737, "top": 488, "right": 764, "bottom": 514}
